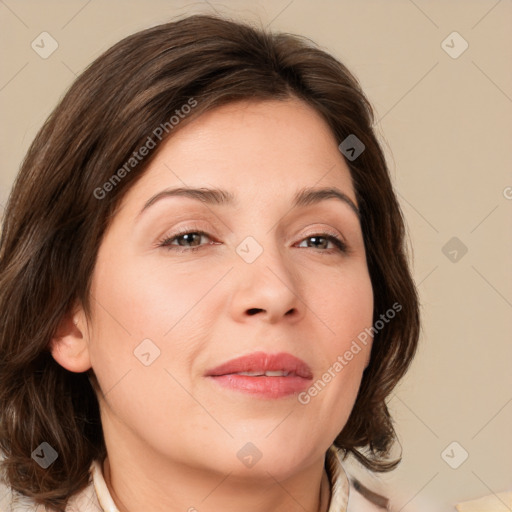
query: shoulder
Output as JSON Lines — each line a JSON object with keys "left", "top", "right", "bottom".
{"left": 327, "top": 445, "right": 389, "bottom": 512}
{"left": 0, "top": 479, "right": 46, "bottom": 511}
{"left": 0, "top": 464, "right": 99, "bottom": 512}
{"left": 347, "top": 477, "right": 389, "bottom": 511}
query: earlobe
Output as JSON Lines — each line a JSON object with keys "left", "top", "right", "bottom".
{"left": 50, "top": 308, "right": 92, "bottom": 373}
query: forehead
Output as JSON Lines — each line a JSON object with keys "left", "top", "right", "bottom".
{"left": 120, "top": 98, "right": 356, "bottom": 212}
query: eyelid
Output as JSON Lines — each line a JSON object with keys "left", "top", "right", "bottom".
{"left": 296, "top": 228, "right": 350, "bottom": 254}
{"left": 154, "top": 222, "right": 216, "bottom": 249}
{"left": 156, "top": 225, "right": 350, "bottom": 255}
{"left": 298, "top": 226, "right": 346, "bottom": 244}
{"left": 296, "top": 221, "right": 348, "bottom": 243}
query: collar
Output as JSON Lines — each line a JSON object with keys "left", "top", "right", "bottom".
{"left": 90, "top": 444, "right": 350, "bottom": 512}
{"left": 325, "top": 444, "right": 350, "bottom": 511}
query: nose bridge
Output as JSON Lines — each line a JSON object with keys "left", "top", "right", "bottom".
{"left": 236, "top": 230, "right": 293, "bottom": 283}
{"left": 230, "top": 231, "right": 303, "bottom": 322}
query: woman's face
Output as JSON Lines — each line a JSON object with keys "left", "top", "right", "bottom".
{"left": 80, "top": 98, "right": 373, "bottom": 477}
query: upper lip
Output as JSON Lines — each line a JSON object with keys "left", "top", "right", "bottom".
{"left": 205, "top": 351, "right": 313, "bottom": 379}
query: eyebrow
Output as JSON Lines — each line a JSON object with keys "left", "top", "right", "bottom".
{"left": 136, "top": 186, "right": 360, "bottom": 220}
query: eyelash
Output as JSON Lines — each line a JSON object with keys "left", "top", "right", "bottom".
{"left": 156, "top": 228, "right": 349, "bottom": 254}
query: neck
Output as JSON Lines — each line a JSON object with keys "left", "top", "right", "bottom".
{"left": 102, "top": 443, "right": 332, "bottom": 512}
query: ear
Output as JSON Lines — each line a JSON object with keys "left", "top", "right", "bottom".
{"left": 50, "top": 304, "right": 91, "bottom": 373}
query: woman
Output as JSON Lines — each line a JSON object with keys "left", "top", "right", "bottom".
{"left": 0, "top": 14, "right": 420, "bottom": 512}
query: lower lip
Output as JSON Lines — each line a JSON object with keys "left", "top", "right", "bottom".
{"left": 208, "top": 374, "right": 311, "bottom": 399}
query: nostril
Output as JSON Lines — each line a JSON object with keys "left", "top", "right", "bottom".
{"left": 247, "top": 308, "right": 263, "bottom": 315}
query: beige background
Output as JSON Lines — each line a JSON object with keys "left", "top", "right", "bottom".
{"left": 1, "top": 1, "right": 511, "bottom": 510}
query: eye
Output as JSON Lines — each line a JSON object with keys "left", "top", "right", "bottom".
{"left": 156, "top": 229, "right": 348, "bottom": 254}
{"left": 157, "top": 229, "right": 216, "bottom": 252}
{"left": 296, "top": 232, "right": 348, "bottom": 253}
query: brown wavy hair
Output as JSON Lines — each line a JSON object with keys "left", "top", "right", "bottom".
{"left": 0, "top": 13, "right": 420, "bottom": 511}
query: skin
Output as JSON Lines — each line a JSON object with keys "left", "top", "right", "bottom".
{"left": 51, "top": 97, "right": 374, "bottom": 512}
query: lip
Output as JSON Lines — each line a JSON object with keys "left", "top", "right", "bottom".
{"left": 205, "top": 351, "right": 313, "bottom": 399}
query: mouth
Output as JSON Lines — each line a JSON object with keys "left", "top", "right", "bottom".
{"left": 205, "top": 351, "right": 313, "bottom": 399}
{"left": 230, "top": 370, "right": 293, "bottom": 377}
{"left": 205, "top": 351, "right": 313, "bottom": 378}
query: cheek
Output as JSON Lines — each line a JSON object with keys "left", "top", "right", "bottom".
{"left": 85, "top": 260, "right": 209, "bottom": 453}
{"left": 299, "top": 262, "right": 373, "bottom": 425}
{"left": 86, "top": 250, "right": 226, "bottom": 408}
{"left": 88, "top": 248, "right": 222, "bottom": 350}
{"left": 316, "top": 260, "right": 374, "bottom": 354}
{"left": 330, "top": 265, "right": 374, "bottom": 380}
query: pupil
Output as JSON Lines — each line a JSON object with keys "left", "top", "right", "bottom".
{"left": 310, "top": 236, "right": 326, "bottom": 249}
{"left": 180, "top": 233, "right": 200, "bottom": 246}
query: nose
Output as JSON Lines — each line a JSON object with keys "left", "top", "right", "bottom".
{"left": 229, "top": 243, "right": 305, "bottom": 325}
